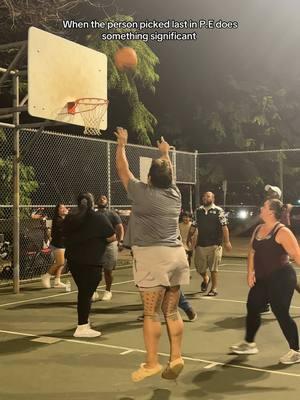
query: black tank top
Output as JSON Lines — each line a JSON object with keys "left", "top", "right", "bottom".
{"left": 252, "top": 222, "right": 290, "bottom": 279}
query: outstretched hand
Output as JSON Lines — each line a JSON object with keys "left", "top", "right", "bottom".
{"left": 114, "top": 127, "right": 128, "bottom": 146}
{"left": 157, "top": 136, "right": 171, "bottom": 154}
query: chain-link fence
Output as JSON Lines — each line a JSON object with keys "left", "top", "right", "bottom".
{"left": 197, "top": 149, "right": 300, "bottom": 250}
{"left": 2, "top": 127, "right": 299, "bottom": 285}
{"left": 0, "top": 128, "right": 197, "bottom": 285}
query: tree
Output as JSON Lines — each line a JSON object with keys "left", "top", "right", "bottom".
{"left": 0, "top": 129, "right": 38, "bottom": 217}
{"left": 0, "top": 3, "right": 159, "bottom": 144}
{"left": 164, "top": 76, "right": 300, "bottom": 203}
{"left": 86, "top": 15, "right": 159, "bottom": 144}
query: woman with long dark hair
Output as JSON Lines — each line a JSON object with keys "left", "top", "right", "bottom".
{"left": 63, "top": 192, "right": 116, "bottom": 338}
{"left": 41, "top": 203, "right": 68, "bottom": 288}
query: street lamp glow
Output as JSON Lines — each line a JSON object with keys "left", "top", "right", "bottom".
{"left": 237, "top": 209, "right": 248, "bottom": 219}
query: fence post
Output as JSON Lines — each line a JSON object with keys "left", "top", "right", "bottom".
{"left": 170, "top": 148, "right": 176, "bottom": 182}
{"left": 279, "top": 150, "right": 284, "bottom": 202}
{"left": 107, "top": 142, "right": 111, "bottom": 210}
{"left": 195, "top": 150, "right": 200, "bottom": 209}
{"left": 12, "top": 73, "right": 20, "bottom": 294}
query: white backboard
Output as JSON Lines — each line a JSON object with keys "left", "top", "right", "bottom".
{"left": 139, "top": 157, "right": 153, "bottom": 183}
{"left": 28, "top": 27, "right": 107, "bottom": 130}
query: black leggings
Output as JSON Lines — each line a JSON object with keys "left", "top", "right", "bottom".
{"left": 246, "top": 265, "right": 298, "bottom": 350}
{"left": 69, "top": 262, "right": 102, "bottom": 325}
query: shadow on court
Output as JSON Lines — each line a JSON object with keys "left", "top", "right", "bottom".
{"left": 184, "top": 366, "right": 290, "bottom": 399}
{"left": 2, "top": 260, "right": 300, "bottom": 400}
{"left": 0, "top": 336, "right": 46, "bottom": 355}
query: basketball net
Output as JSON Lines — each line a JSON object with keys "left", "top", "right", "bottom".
{"left": 74, "top": 98, "right": 108, "bottom": 136}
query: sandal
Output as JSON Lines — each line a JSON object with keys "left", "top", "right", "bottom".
{"left": 131, "top": 363, "right": 162, "bottom": 382}
{"left": 200, "top": 277, "right": 210, "bottom": 293}
{"left": 161, "top": 357, "right": 184, "bottom": 380}
{"left": 207, "top": 289, "right": 218, "bottom": 296}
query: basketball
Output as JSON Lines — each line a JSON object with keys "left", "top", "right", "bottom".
{"left": 114, "top": 47, "right": 138, "bottom": 71}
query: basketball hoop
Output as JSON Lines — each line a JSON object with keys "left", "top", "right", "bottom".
{"left": 67, "top": 98, "right": 108, "bottom": 136}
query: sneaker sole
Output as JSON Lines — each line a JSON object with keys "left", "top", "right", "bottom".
{"left": 231, "top": 348, "right": 258, "bottom": 355}
{"left": 280, "top": 359, "right": 300, "bottom": 364}
{"left": 73, "top": 333, "right": 101, "bottom": 338}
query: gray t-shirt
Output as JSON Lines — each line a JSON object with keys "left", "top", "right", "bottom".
{"left": 124, "top": 178, "right": 182, "bottom": 247}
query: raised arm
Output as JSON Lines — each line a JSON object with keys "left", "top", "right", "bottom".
{"left": 157, "top": 136, "right": 174, "bottom": 177}
{"left": 115, "top": 127, "right": 135, "bottom": 190}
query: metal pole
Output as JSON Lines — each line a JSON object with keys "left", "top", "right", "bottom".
{"left": 16, "top": 122, "right": 61, "bottom": 129}
{"left": 107, "top": 142, "right": 111, "bottom": 210}
{"left": 195, "top": 150, "right": 200, "bottom": 208}
{"left": 12, "top": 73, "right": 20, "bottom": 294}
{"left": 0, "top": 41, "right": 27, "bottom": 50}
{"left": 279, "top": 151, "right": 284, "bottom": 202}
{"left": 189, "top": 185, "right": 193, "bottom": 213}
{"left": 0, "top": 67, "right": 27, "bottom": 76}
{"left": 171, "top": 148, "right": 177, "bottom": 182}
{"left": 222, "top": 179, "right": 228, "bottom": 210}
{"left": 0, "top": 106, "right": 27, "bottom": 115}
{"left": 0, "top": 122, "right": 15, "bottom": 128}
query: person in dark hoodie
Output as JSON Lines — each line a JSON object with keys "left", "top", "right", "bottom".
{"left": 63, "top": 192, "right": 115, "bottom": 338}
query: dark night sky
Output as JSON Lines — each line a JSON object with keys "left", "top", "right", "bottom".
{"left": 107, "top": 0, "right": 300, "bottom": 145}
{"left": 3, "top": 0, "right": 300, "bottom": 145}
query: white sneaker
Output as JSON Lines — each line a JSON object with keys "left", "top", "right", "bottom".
{"left": 230, "top": 340, "right": 259, "bottom": 354}
{"left": 102, "top": 290, "right": 112, "bottom": 301}
{"left": 54, "top": 281, "right": 67, "bottom": 288}
{"left": 41, "top": 273, "right": 51, "bottom": 288}
{"left": 92, "top": 291, "right": 99, "bottom": 302}
{"left": 280, "top": 349, "right": 300, "bottom": 364}
{"left": 73, "top": 324, "right": 101, "bottom": 338}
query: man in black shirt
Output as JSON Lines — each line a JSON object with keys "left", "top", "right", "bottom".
{"left": 95, "top": 195, "right": 124, "bottom": 301}
{"left": 187, "top": 192, "right": 232, "bottom": 295}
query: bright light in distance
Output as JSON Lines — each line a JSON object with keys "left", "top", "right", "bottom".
{"left": 237, "top": 209, "right": 248, "bottom": 219}
{"left": 297, "top": 199, "right": 300, "bottom": 204}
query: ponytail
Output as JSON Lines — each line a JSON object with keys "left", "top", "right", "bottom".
{"left": 64, "top": 192, "right": 94, "bottom": 231}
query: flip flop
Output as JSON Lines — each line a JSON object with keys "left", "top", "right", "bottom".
{"left": 200, "top": 277, "right": 210, "bottom": 292}
{"left": 161, "top": 357, "right": 184, "bottom": 380}
{"left": 207, "top": 289, "right": 218, "bottom": 296}
{"left": 131, "top": 363, "right": 162, "bottom": 382}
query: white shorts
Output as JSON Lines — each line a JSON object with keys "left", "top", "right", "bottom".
{"left": 132, "top": 245, "right": 190, "bottom": 289}
{"left": 194, "top": 245, "right": 222, "bottom": 274}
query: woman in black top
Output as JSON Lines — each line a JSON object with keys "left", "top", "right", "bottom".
{"left": 63, "top": 192, "right": 116, "bottom": 338}
{"left": 41, "top": 203, "right": 69, "bottom": 288}
{"left": 231, "top": 199, "right": 300, "bottom": 364}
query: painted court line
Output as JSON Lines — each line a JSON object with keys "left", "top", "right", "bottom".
{"left": 97, "top": 289, "right": 139, "bottom": 295}
{"left": 0, "top": 279, "right": 135, "bottom": 308}
{"left": 203, "top": 362, "right": 219, "bottom": 369}
{"left": 120, "top": 349, "right": 135, "bottom": 355}
{"left": 0, "top": 263, "right": 246, "bottom": 308}
{"left": 31, "top": 336, "right": 61, "bottom": 344}
{"left": 1, "top": 329, "right": 300, "bottom": 378}
{"left": 201, "top": 296, "right": 300, "bottom": 310}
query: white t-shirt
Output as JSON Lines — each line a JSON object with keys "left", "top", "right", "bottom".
{"left": 179, "top": 221, "right": 192, "bottom": 251}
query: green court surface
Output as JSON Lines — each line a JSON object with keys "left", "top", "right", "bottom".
{"left": 1, "top": 259, "right": 300, "bottom": 400}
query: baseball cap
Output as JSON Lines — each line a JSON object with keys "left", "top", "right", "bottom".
{"left": 264, "top": 184, "right": 282, "bottom": 198}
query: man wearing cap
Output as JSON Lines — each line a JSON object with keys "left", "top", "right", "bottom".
{"left": 265, "top": 185, "right": 293, "bottom": 228}
{"left": 265, "top": 184, "right": 282, "bottom": 200}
